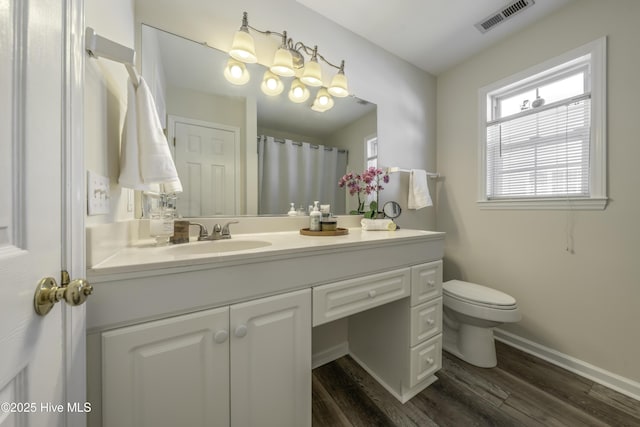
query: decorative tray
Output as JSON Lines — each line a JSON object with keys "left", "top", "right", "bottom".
{"left": 299, "top": 227, "right": 349, "bottom": 236}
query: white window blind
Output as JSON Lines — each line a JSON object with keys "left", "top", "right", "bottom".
{"left": 486, "top": 94, "right": 591, "bottom": 199}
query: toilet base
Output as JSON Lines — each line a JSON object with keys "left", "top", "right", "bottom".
{"left": 443, "top": 322, "right": 497, "bottom": 368}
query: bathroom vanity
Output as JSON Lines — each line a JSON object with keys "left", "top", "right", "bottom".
{"left": 85, "top": 221, "right": 444, "bottom": 427}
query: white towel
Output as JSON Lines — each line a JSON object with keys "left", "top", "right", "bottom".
{"left": 118, "top": 77, "right": 182, "bottom": 193}
{"left": 118, "top": 78, "right": 157, "bottom": 191}
{"left": 136, "top": 77, "right": 182, "bottom": 193}
{"left": 408, "top": 169, "right": 432, "bottom": 210}
{"left": 361, "top": 219, "right": 397, "bottom": 231}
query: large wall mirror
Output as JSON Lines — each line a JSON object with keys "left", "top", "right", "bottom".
{"left": 140, "top": 24, "right": 377, "bottom": 217}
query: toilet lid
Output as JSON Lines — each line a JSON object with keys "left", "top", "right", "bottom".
{"left": 443, "top": 280, "right": 516, "bottom": 308}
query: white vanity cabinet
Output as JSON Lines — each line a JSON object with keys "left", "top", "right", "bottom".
{"left": 87, "top": 227, "right": 445, "bottom": 426}
{"left": 100, "top": 289, "right": 310, "bottom": 427}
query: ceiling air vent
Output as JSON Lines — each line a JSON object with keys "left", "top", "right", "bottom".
{"left": 475, "top": 0, "right": 535, "bottom": 33}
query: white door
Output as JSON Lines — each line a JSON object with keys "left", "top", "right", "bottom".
{"left": 172, "top": 118, "right": 240, "bottom": 216}
{"left": 0, "top": 1, "right": 85, "bottom": 426}
{"left": 230, "top": 289, "right": 311, "bottom": 427}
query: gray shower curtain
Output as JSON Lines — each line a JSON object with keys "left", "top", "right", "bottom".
{"left": 258, "top": 135, "right": 347, "bottom": 215}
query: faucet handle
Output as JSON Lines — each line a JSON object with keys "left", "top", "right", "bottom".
{"left": 221, "top": 220, "right": 239, "bottom": 238}
{"left": 189, "top": 222, "right": 209, "bottom": 241}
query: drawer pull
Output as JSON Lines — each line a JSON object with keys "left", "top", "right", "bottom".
{"left": 425, "top": 318, "right": 435, "bottom": 326}
{"left": 426, "top": 357, "right": 434, "bottom": 365}
{"left": 214, "top": 330, "right": 229, "bottom": 344}
{"left": 368, "top": 290, "right": 377, "bottom": 298}
{"left": 234, "top": 324, "right": 248, "bottom": 338}
{"left": 427, "top": 280, "right": 436, "bottom": 287}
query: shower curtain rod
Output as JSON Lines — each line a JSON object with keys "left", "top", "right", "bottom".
{"left": 85, "top": 27, "right": 140, "bottom": 88}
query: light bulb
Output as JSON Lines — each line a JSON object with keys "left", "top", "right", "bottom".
{"left": 230, "top": 64, "right": 243, "bottom": 79}
{"left": 224, "top": 58, "right": 250, "bottom": 85}
{"left": 260, "top": 70, "right": 284, "bottom": 96}
{"left": 288, "top": 79, "right": 310, "bottom": 103}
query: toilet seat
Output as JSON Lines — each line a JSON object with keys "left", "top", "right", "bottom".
{"left": 443, "top": 280, "right": 517, "bottom": 310}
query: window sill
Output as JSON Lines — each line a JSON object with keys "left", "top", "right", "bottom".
{"left": 477, "top": 197, "right": 608, "bottom": 210}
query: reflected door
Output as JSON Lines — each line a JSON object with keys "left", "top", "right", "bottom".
{"left": 173, "top": 118, "right": 240, "bottom": 216}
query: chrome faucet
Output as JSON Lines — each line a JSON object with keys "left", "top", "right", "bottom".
{"left": 212, "top": 220, "right": 239, "bottom": 240}
{"left": 189, "top": 222, "right": 209, "bottom": 241}
{"left": 191, "top": 220, "right": 239, "bottom": 241}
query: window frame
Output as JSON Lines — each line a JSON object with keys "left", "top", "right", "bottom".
{"left": 477, "top": 37, "right": 607, "bottom": 210}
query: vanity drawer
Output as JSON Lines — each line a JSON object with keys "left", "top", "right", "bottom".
{"left": 313, "top": 268, "right": 410, "bottom": 326}
{"left": 408, "top": 334, "right": 442, "bottom": 388}
{"left": 410, "top": 297, "right": 442, "bottom": 346}
{"left": 411, "top": 260, "right": 442, "bottom": 306}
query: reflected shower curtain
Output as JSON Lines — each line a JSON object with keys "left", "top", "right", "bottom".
{"left": 258, "top": 135, "right": 347, "bottom": 215}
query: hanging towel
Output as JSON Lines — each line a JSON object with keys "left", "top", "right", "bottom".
{"left": 118, "top": 78, "right": 158, "bottom": 192}
{"left": 136, "top": 77, "right": 182, "bottom": 193}
{"left": 119, "top": 77, "right": 182, "bottom": 193}
{"left": 408, "top": 169, "right": 432, "bottom": 210}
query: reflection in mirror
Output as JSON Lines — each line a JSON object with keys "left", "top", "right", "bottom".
{"left": 140, "top": 24, "right": 377, "bottom": 217}
{"left": 382, "top": 201, "right": 402, "bottom": 219}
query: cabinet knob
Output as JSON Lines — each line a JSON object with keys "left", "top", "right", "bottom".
{"left": 425, "top": 318, "right": 435, "bottom": 326}
{"left": 427, "top": 280, "right": 436, "bottom": 287}
{"left": 234, "top": 324, "right": 248, "bottom": 338}
{"left": 426, "top": 357, "right": 434, "bottom": 365}
{"left": 214, "top": 330, "right": 229, "bottom": 344}
{"left": 368, "top": 290, "right": 377, "bottom": 298}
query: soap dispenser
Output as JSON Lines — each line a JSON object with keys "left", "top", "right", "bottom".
{"left": 309, "top": 201, "right": 321, "bottom": 231}
{"left": 149, "top": 194, "right": 175, "bottom": 245}
{"left": 288, "top": 202, "right": 297, "bottom": 216}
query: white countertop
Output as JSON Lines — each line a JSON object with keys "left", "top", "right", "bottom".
{"left": 88, "top": 228, "right": 444, "bottom": 277}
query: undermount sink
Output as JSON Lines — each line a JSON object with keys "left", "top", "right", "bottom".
{"left": 161, "top": 239, "right": 272, "bottom": 255}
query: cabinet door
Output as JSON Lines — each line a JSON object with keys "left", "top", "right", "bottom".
{"left": 230, "top": 289, "right": 311, "bottom": 427}
{"left": 102, "top": 307, "right": 230, "bottom": 427}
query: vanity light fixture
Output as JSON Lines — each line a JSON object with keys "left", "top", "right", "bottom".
{"left": 261, "top": 70, "right": 284, "bottom": 96}
{"left": 224, "top": 58, "right": 250, "bottom": 85}
{"left": 288, "top": 78, "right": 310, "bottom": 103}
{"left": 225, "top": 11, "right": 349, "bottom": 111}
{"left": 311, "top": 87, "right": 334, "bottom": 112}
{"left": 300, "top": 46, "right": 323, "bottom": 87}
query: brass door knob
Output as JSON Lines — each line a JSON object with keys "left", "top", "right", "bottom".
{"left": 34, "top": 276, "right": 93, "bottom": 316}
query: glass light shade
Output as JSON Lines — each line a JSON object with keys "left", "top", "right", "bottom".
{"left": 229, "top": 30, "right": 257, "bottom": 63}
{"left": 261, "top": 70, "right": 284, "bottom": 96}
{"left": 300, "top": 59, "right": 323, "bottom": 87}
{"left": 270, "top": 48, "right": 295, "bottom": 77}
{"left": 288, "top": 79, "right": 310, "bottom": 103}
{"left": 328, "top": 71, "right": 349, "bottom": 97}
{"left": 311, "top": 87, "right": 334, "bottom": 112}
{"left": 223, "top": 58, "right": 250, "bottom": 85}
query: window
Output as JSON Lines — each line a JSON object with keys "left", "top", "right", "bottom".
{"left": 365, "top": 135, "right": 378, "bottom": 170}
{"left": 365, "top": 135, "right": 378, "bottom": 206}
{"left": 478, "top": 38, "right": 607, "bottom": 209}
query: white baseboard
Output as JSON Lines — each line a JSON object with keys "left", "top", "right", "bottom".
{"left": 312, "top": 342, "right": 349, "bottom": 369}
{"left": 494, "top": 328, "right": 640, "bottom": 402}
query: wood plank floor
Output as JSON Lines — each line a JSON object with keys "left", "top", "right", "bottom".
{"left": 312, "top": 341, "right": 640, "bottom": 426}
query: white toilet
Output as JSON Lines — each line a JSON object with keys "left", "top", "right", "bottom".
{"left": 442, "top": 280, "right": 521, "bottom": 368}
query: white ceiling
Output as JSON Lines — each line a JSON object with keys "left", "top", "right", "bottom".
{"left": 295, "top": 0, "right": 573, "bottom": 75}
